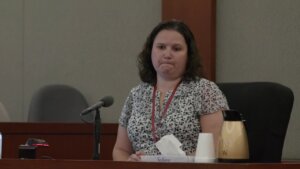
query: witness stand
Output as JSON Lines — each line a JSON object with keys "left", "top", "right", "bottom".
{"left": 0, "top": 122, "right": 117, "bottom": 160}
{"left": 0, "top": 122, "right": 299, "bottom": 169}
{"left": 0, "top": 159, "right": 300, "bottom": 169}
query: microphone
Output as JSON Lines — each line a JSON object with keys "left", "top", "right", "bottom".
{"left": 81, "top": 96, "right": 114, "bottom": 116}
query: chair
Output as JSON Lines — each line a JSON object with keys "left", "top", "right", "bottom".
{"left": 0, "top": 102, "right": 10, "bottom": 122}
{"left": 28, "top": 84, "right": 91, "bottom": 122}
{"left": 217, "top": 82, "right": 294, "bottom": 162}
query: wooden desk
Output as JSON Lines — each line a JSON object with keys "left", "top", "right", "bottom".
{"left": 0, "top": 159, "right": 299, "bottom": 169}
{"left": 0, "top": 122, "right": 118, "bottom": 160}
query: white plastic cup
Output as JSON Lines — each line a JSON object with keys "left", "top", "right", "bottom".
{"left": 194, "top": 133, "right": 216, "bottom": 163}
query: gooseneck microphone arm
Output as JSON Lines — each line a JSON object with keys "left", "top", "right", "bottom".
{"left": 81, "top": 96, "right": 114, "bottom": 116}
{"left": 80, "top": 96, "right": 114, "bottom": 160}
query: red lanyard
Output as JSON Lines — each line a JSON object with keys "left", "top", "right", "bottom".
{"left": 151, "top": 82, "right": 181, "bottom": 142}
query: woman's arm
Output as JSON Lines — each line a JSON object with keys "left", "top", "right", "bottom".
{"left": 200, "top": 111, "right": 224, "bottom": 153}
{"left": 113, "top": 125, "right": 143, "bottom": 161}
{"left": 112, "top": 125, "right": 134, "bottom": 161}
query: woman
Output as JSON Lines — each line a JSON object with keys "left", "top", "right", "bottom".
{"left": 113, "top": 20, "right": 228, "bottom": 161}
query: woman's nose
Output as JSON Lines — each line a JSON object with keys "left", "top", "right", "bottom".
{"left": 163, "top": 48, "right": 172, "bottom": 58}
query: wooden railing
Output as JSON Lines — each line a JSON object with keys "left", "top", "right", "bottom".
{"left": 0, "top": 122, "right": 118, "bottom": 160}
{"left": 0, "top": 159, "right": 300, "bottom": 169}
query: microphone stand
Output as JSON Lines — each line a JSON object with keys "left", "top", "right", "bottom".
{"left": 93, "top": 108, "right": 101, "bottom": 160}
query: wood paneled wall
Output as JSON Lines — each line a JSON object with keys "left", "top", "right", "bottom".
{"left": 162, "top": 0, "right": 216, "bottom": 81}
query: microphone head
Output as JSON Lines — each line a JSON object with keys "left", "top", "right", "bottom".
{"left": 100, "top": 96, "right": 114, "bottom": 107}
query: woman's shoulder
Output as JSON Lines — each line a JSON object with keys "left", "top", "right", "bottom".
{"left": 130, "top": 82, "right": 152, "bottom": 93}
{"left": 185, "top": 78, "right": 218, "bottom": 89}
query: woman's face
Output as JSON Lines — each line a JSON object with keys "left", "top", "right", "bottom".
{"left": 151, "top": 29, "right": 188, "bottom": 81}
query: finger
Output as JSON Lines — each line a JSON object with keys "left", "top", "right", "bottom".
{"left": 127, "top": 154, "right": 140, "bottom": 161}
{"left": 135, "top": 151, "right": 145, "bottom": 156}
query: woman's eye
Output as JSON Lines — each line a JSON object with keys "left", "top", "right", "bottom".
{"left": 173, "top": 46, "right": 182, "bottom": 51}
{"left": 157, "top": 45, "right": 166, "bottom": 49}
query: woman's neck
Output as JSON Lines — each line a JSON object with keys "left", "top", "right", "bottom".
{"left": 156, "top": 77, "right": 182, "bottom": 93}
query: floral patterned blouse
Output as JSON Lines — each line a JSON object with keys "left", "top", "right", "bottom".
{"left": 119, "top": 78, "right": 229, "bottom": 155}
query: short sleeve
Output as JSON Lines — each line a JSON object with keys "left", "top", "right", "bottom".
{"left": 118, "top": 91, "right": 133, "bottom": 128}
{"left": 199, "top": 79, "right": 229, "bottom": 115}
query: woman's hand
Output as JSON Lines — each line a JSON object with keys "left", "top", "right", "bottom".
{"left": 127, "top": 151, "right": 144, "bottom": 161}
